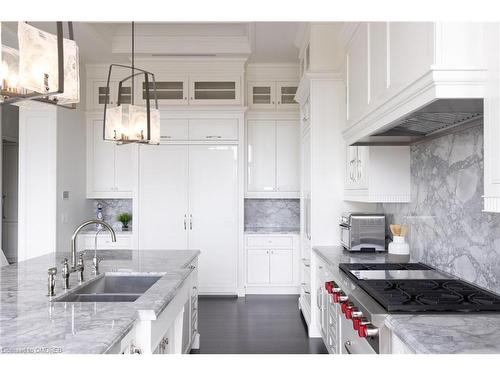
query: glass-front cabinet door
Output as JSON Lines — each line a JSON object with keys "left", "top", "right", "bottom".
{"left": 135, "top": 76, "right": 189, "bottom": 106}
{"left": 276, "top": 82, "right": 299, "bottom": 110}
{"left": 189, "top": 77, "right": 241, "bottom": 105}
{"left": 248, "top": 81, "right": 276, "bottom": 110}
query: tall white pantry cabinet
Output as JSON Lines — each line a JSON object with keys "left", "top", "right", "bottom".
{"left": 137, "top": 141, "right": 240, "bottom": 294}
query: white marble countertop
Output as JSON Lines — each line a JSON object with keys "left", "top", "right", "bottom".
{"left": 244, "top": 227, "right": 300, "bottom": 234}
{"left": 0, "top": 249, "right": 199, "bottom": 354}
{"left": 313, "top": 246, "right": 500, "bottom": 354}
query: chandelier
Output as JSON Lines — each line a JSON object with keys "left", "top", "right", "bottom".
{"left": 0, "top": 22, "right": 80, "bottom": 108}
{"left": 102, "top": 22, "right": 160, "bottom": 145}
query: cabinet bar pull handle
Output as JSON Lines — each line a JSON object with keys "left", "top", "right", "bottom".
{"left": 190, "top": 214, "right": 193, "bottom": 230}
{"left": 184, "top": 214, "right": 187, "bottom": 230}
{"left": 205, "top": 135, "right": 222, "bottom": 139}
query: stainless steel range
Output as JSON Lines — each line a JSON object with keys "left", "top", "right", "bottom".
{"left": 326, "top": 262, "right": 500, "bottom": 354}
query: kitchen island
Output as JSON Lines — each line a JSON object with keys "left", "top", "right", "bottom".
{"left": 0, "top": 250, "right": 200, "bottom": 354}
{"left": 313, "top": 246, "right": 500, "bottom": 354}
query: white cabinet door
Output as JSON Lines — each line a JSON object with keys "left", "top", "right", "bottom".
{"left": 136, "top": 77, "right": 189, "bottom": 106}
{"left": 160, "top": 119, "right": 189, "bottom": 141}
{"left": 247, "top": 120, "right": 276, "bottom": 192}
{"left": 248, "top": 81, "right": 276, "bottom": 110}
{"left": 138, "top": 145, "right": 189, "bottom": 249}
{"left": 346, "top": 23, "right": 369, "bottom": 123}
{"left": 247, "top": 249, "right": 270, "bottom": 284}
{"left": 188, "top": 119, "right": 238, "bottom": 141}
{"left": 188, "top": 145, "right": 238, "bottom": 293}
{"left": 276, "top": 82, "right": 299, "bottom": 110}
{"left": 269, "top": 249, "right": 293, "bottom": 285}
{"left": 189, "top": 77, "right": 241, "bottom": 105}
{"left": 90, "top": 119, "right": 115, "bottom": 193}
{"left": 114, "top": 143, "right": 135, "bottom": 193}
{"left": 276, "top": 120, "right": 300, "bottom": 192}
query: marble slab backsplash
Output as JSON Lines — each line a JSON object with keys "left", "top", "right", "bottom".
{"left": 93, "top": 199, "right": 133, "bottom": 232}
{"left": 379, "top": 124, "right": 500, "bottom": 294}
{"left": 244, "top": 199, "right": 300, "bottom": 230}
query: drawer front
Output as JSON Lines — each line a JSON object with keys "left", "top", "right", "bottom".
{"left": 246, "top": 235, "right": 293, "bottom": 249}
{"left": 84, "top": 235, "right": 132, "bottom": 250}
{"left": 160, "top": 119, "right": 189, "bottom": 141}
{"left": 188, "top": 119, "right": 238, "bottom": 140}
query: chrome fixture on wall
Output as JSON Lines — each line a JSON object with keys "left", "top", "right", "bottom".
{"left": 0, "top": 22, "right": 80, "bottom": 108}
{"left": 102, "top": 22, "right": 160, "bottom": 145}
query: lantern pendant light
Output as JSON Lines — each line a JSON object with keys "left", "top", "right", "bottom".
{"left": 0, "top": 22, "right": 80, "bottom": 108}
{"left": 102, "top": 22, "right": 160, "bottom": 145}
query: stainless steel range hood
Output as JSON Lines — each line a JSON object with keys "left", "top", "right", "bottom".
{"left": 353, "top": 99, "right": 484, "bottom": 146}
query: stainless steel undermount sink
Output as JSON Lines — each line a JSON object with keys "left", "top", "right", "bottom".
{"left": 54, "top": 274, "right": 162, "bottom": 303}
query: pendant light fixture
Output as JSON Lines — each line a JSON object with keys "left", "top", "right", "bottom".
{"left": 0, "top": 22, "right": 80, "bottom": 108}
{"left": 102, "top": 22, "right": 160, "bottom": 145}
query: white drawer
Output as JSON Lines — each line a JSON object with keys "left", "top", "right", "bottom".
{"left": 160, "top": 119, "right": 189, "bottom": 141}
{"left": 83, "top": 234, "right": 132, "bottom": 250}
{"left": 188, "top": 119, "right": 238, "bottom": 140}
{"left": 246, "top": 235, "right": 293, "bottom": 249}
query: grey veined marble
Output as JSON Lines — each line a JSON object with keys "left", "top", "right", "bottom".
{"left": 245, "top": 199, "right": 300, "bottom": 231}
{"left": 93, "top": 199, "right": 133, "bottom": 232}
{"left": 380, "top": 124, "right": 500, "bottom": 295}
{"left": 0, "top": 249, "right": 199, "bottom": 354}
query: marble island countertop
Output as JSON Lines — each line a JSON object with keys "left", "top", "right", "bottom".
{"left": 244, "top": 227, "right": 300, "bottom": 234}
{"left": 313, "top": 246, "right": 500, "bottom": 354}
{"left": 0, "top": 249, "right": 200, "bottom": 354}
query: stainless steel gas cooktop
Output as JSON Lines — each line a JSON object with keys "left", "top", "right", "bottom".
{"left": 339, "top": 263, "right": 500, "bottom": 313}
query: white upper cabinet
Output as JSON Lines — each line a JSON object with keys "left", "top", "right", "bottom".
{"left": 86, "top": 118, "right": 135, "bottom": 199}
{"left": 248, "top": 82, "right": 276, "bottom": 110}
{"left": 136, "top": 76, "right": 189, "bottom": 106}
{"left": 189, "top": 77, "right": 241, "bottom": 105}
{"left": 342, "top": 22, "right": 486, "bottom": 145}
{"left": 276, "top": 120, "right": 301, "bottom": 193}
{"left": 247, "top": 120, "right": 276, "bottom": 193}
{"left": 344, "top": 145, "right": 411, "bottom": 203}
{"left": 86, "top": 59, "right": 245, "bottom": 111}
{"left": 246, "top": 119, "right": 300, "bottom": 198}
{"left": 247, "top": 81, "right": 299, "bottom": 110}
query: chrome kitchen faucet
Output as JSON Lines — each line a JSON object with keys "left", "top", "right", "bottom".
{"left": 61, "top": 220, "right": 116, "bottom": 289}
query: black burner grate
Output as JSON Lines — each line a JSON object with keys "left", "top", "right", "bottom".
{"left": 358, "top": 279, "right": 500, "bottom": 313}
{"left": 338, "top": 263, "right": 500, "bottom": 313}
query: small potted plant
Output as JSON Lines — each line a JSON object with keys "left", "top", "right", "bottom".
{"left": 117, "top": 212, "right": 132, "bottom": 231}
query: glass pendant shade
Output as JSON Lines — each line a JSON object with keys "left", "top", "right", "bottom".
{"left": 17, "top": 22, "right": 80, "bottom": 104}
{"left": 0, "top": 45, "right": 21, "bottom": 101}
{"left": 105, "top": 104, "right": 160, "bottom": 144}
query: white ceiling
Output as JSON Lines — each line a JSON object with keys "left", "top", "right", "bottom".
{"left": 6, "top": 22, "right": 303, "bottom": 64}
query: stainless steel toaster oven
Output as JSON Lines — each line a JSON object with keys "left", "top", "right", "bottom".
{"left": 340, "top": 213, "right": 386, "bottom": 252}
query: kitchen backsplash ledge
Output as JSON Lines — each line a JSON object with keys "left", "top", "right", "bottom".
{"left": 244, "top": 199, "right": 300, "bottom": 230}
{"left": 379, "top": 124, "right": 500, "bottom": 295}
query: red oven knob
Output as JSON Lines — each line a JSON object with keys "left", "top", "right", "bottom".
{"left": 358, "top": 323, "right": 379, "bottom": 338}
{"left": 345, "top": 306, "right": 357, "bottom": 320}
{"left": 325, "top": 281, "right": 333, "bottom": 293}
{"left": 341, "top": 302, "right": 350, "bottom": 314}
{"left": 333, "top": 292, "right": 348, "bottom": 303}
{"left": 351, "top": 311, "right": 363, "bottom": 330}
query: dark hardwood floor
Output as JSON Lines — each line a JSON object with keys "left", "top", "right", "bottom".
{"left": 190, "top": 295, "right": 328, "bottom": 354}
